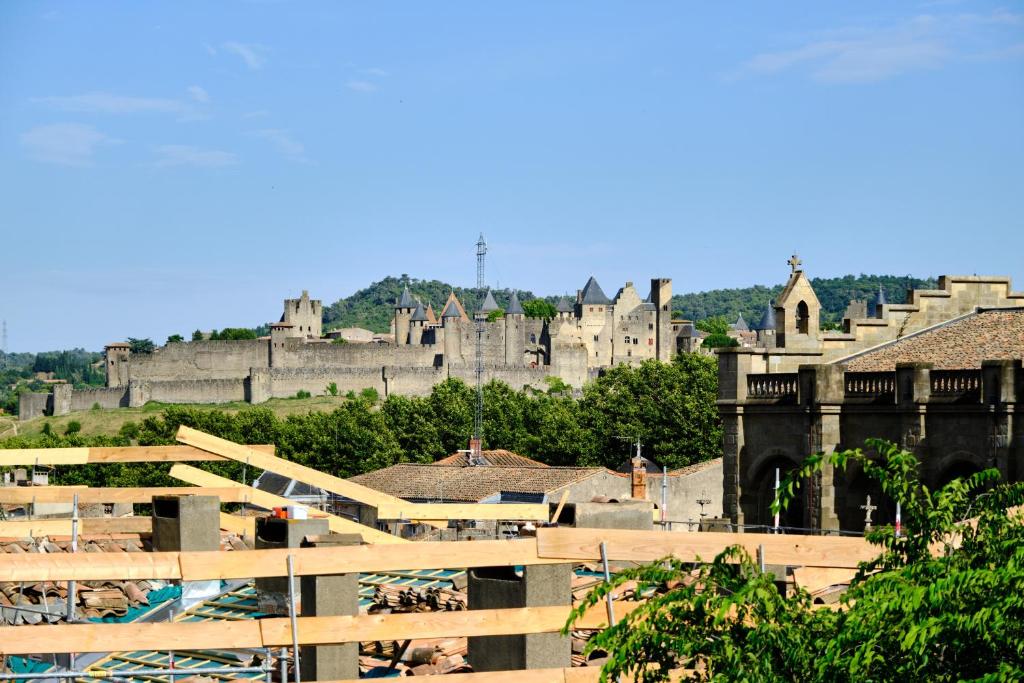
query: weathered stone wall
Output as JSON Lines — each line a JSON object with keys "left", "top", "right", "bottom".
{"left": 265, "top": 367, "right": 387, "bottom": 400}
{"left": 18, "top": 392, "right": 50, "bottom": 421}
{"left": 271, "top": 338, "right": 439, "bottom": 369}
{"left": 128, "top": 340, "right": 270, "bottom": 382}
{"left": 131, "top": 378, "right": 247, "bottom": 405}
{"left": 70, "top": 387, "right": 128, "bottom": 411}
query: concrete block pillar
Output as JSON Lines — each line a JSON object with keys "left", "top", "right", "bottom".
{"left": 717, "top": 349, "right": 754, "bottom": 402}
{"left": 572, "top": 501, "right": 654, "bottom": 531}
{"left": 720, "top": 406, "right": 745, "bottom": 527}
{"left": 254, "top": 516, "right": 330, "bottom": 615}
{"left": 299, "top": 534, "right": 360, "bottom": 682}
{"left": 468, "top": 564, "right": 572, "bottom": 672}
{"left": 152, "top": 495, "right": 221, "bottom": 552}
{"left": 800, "top": 365, "right": 843, "bottom": 532}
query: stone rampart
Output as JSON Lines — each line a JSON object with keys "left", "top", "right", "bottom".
{"left": 128, "top": 340, "right": 270, "bottom": 382}
{"left": 18, "top": 392, "right": 50, "bottom": 421}
{"left": 265, "top": 367, "right": 387, "bottom": 400}
{"left": 70, "top": 387, "right": 128, "bottom": 411}
{"left": 132, "top": 378, "right": 247, "bottom": 406}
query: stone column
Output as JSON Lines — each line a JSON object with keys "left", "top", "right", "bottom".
{"left": 717, "top": 349, "right": 753, "bottom": 527}
{"left": 299, "top": 534, "right": 360, "bottom": 681}
{"left": 896, "top": 363, "right": 931, "bottom": 456}
{"left": 983, "top": 360, "right": 1020, "bottom": 480}
{"left": 467, "top": 564, "right": 572, "bottom": 672}
{"left": 801, "top": 365, "right": 844, "bottom": 532}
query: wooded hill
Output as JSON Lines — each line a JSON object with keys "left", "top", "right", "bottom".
{"left": 322, "top": 274, "right": 938, "bottom": 332}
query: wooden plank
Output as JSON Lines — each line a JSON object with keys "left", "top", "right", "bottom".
{"left": 0, "top": 548, "right": 181, "bottom": 583}
{"left": 0, "top": 516, "right": 152, "bottom": 537}
{"left": 179, "top": 538, "right": 564, "bottom": 581}
{"left": 320, "top": 666, "right": 692, "bottom": 683}
{"left": 550, "top": 490, "right": 569, "bottom": 524}
{"left": 0, "top": 619, "right": 261, "bottom": 655}
{"left": 0, "top": 486, "right": 252, "bottom": 504}
{"left": 168, "top": 463, "right": 405, "bottom": 545}
{"left": 791, "top": 566, "right": 859, "bottom": 593}
{"left": 176, "top": 425, "right": 407, "bottom": 508}
{"left": 535, "top": 527, "right": 877, "bottom": 569}
{"left": 0, "top": 603, "right": 639, "bottom": 655}
{"left": 219, "top": 512, "right": 256, "bottom": 537}
{"left": 1, "top": 537, "right": 562, "bottom": 582}
{"left": 376, "top": 502, "right": 549, "bottom": 522}
{"left": 0, "top": 444, "right": 273, "bottom": 466}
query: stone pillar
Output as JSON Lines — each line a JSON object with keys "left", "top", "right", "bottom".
{"left": 467, "top": 564, "right": 572, "bottom": 672}
{"left": 896, "top": 363, "right": 931, "bottom": 455}
{"left": 983, "top": 360, "right": 1020, "bottom": 481}
{"left": 51, "top": 384, "right": 73, "bottom": 416}
{"left": 300, "top": 534, "right": 360, "bottom": 681}
{"left": 718, "top": 349, "right": 753, "bottom": 527}
{"left": 254, "top": 516, "right": 330, "bottom": 614}
{"left": 800, "top": 365, "right": 844, "bottom": 532}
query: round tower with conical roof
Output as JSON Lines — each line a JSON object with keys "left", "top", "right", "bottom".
{"left": 504, "top": 290, "right": 525, "bottom": 364}
{"left": 394, "top": 285, "right": 416, "bottom": 346}
{"left": 441, "top": 293, "right": 463, "bottom": 363}
{"left": 408, "top": 300, "right": 428, "bottom": 345}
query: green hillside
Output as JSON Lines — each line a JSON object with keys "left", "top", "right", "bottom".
{"left": 322, "top": 274, "right": 938, "bottom": 333}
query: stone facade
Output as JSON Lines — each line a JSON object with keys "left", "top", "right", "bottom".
{"left": 717, "top": 265, "right": 1024, "bottom": 533}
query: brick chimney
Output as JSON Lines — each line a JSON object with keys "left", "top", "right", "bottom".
{"left": 631, "top": 456, "right": 647, "bottom": 499}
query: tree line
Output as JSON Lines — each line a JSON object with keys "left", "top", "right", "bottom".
{"left": 0, "top": 354, "right": 720, "bottom": 487}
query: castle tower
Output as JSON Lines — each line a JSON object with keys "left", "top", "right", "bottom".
{"left": 650, "top": 278, "right": 673, "bottom": 362}
{"left": 441, "top": 295, "right": 463, "bottom": 363}
{"left": 504, "top": 291, "right": 525, "bottom": 365}
{"left": 104, "top": 342, "right": 132, "bottom": 388}
{"left": 394, "top": 286, "right": 415, "bottom": 346}
{"left": 774, "top": 254, "right": 821, "bottom": 350}
{"left": 754, "top": 301, "right": 777, "bottom": 349}
{"left": 269, "top": 322, "right": 293, "bottom": 367}
{"left": 282, "top": 290, "right": 322, "bottom": 339}
{"left": 409, "top": 300, "right": 428, "bottom": 346}
{"left": 555, "top": 297, "right": 573, "bottom": 320}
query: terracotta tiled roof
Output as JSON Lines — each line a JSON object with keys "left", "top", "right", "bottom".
{"left": 433, "top": 450, "right": 549, "bottom": 468}
{"left": 842, "top": 308, "right": 1024, "bottom": 371}
{"left": 349, "top": 464, "right": 603, "bottom": 502}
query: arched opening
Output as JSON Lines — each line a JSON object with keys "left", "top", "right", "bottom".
{"left": 936, "top": 460, "right": 984, "bottom": 488}
{"left": 742, "top": 455, "right": 805, "bottom": 531}
{"left": 796, "top": 301, "right": 809, "bottom": 335}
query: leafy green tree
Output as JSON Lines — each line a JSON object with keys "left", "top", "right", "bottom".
{"left": 166, "top": 334, "right": 184, "bottom": 344}
{"left": 128, "top": 338, "right": 155, "bottom": 354}
{"left": 427, "top": 378, "right": 475, "bottom": 455}
{"left": 569, "top": 439, "right": 1024, "bottom": 682}
{"left": 486, "top": 308, "right": 505, "bottom": 322}
{"left": 381, "top": 394, "right": 446, "bottom": 461}
{"left": 522, "top": 299, "right": 558, "bottom": 319}
{"left": 191, "top": 330, "right": 204, "bottom": 341}
{"left": 701, "top": 333, "right": 739, "bottom": 349}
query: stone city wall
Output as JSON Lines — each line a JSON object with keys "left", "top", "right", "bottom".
{"left": 70, "top": 387, "right": 128, "bottom": 411}
{"left": 127, "top": 340, "right": 270, "bottom": 382}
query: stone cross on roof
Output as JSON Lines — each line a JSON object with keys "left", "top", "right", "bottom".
{"left": 860, "top": 494, "right": 878, "bottom": 531}
{"left": 788, "top": 253, "right": 802, "bottom": 274}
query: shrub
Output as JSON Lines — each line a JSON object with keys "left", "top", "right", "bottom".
{"left": 360, "top": 387, "right": 379, "bottom": 404}
{"left": 119, "top": 421, "right": 139, "bottom": 439}
{"left": 91, "top": 402, "right": 101, "bottom": 411}
{"left": 295, "top": 389, "right": 312, "bottom": 399}
{"left": 326, "top": 382, "right": 339, "bottom": 396}
{"left": 64, "top": 420, "right": 82, "bottom": 435}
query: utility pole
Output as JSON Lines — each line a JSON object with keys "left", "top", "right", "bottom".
{"left": 471, "top": 234, "right": 487, "bottom": 465}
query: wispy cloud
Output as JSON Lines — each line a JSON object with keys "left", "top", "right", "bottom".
{"left": 187, "top": 85, "right": 210, "bottom": 104}
{"left": 21, "top": 123, "right": 118, "bottom": 166}
{"left": 222, "top": 41, "right": 267, "bottom": 70}
{"left": 154, "top": 145, "right": 238, "bottom": 168}
{"left": 250, "top": 129, "right": 307, "bottom": 162}
{"left": 363, "top": 67, "right": 389, "bottom": 77}
{"left": 243, "top": 109, "right": 271, "bottom": 118}
{"left": 34, "top": 91, "right": 195, "bottom": 115}
{"left": 345, "top": 80, "right": 377, "bottom": 93}
{"left": 735, "top": 10, "right": 1023, "bottom": 84}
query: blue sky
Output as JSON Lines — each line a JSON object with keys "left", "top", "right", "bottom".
{"left": 1, "top": 1, "right": 1022, "bottom": 351}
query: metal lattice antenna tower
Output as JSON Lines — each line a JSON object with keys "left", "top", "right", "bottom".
{"left": 472, "top": 234, "right": 487, "bottom": 464}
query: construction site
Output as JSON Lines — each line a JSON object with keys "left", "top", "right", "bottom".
{"left": 0, "top": 425, "right": 884, "bottom": 683}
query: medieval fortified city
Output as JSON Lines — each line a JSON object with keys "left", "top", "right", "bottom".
{"left": 1, "top": 3, "right": 1022, "bottom": 682}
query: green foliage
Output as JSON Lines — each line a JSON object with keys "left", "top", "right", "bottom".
{"left": 522, "top": 299, "right": 557, "bottom": 319}
{"left": 209, "top": 328, "right": 259, "bottom": 341}
{"left": 331, "top": 337, "right": 348, "bottom": 345}
{"left": 91, "top": 402, "right": 101, "bottom": 411}
{"left": 571, "top": 439, "right": 1024, "bottom": 682}
{"left": 326, "top": 382, "right": 339, "bottom": 396}
{"left": 294, "top": 389, "right": 312, "bottom": 399}
{"left": 119, "top": 421, "right": 139, "bottom": 440}
{"left": 359, "top": 387, "right": 380, "bottom": 404}
{"left": 701, "top": 333, "right": 739, "bottom": 349}
{"left": 166, "top": 334, "right": 184, "bottom": 344}
{"left": 674, "top": 274, "right": 937, "bottom": 330}
{"left": 64, "top": 420, "right": 82, "bottom": 435}
{"left": 486, "top": 308, "right": 505, "bottom": 322}
{"left": 695, "top": 315, "right": 730, "bottom": 336}
{"left": 128, "top": 338, "right": 155, "bottom": 354}
{"left": 543, "top": 375, "right": 572, "bottom": 396}
{"left": 191, "top": 330, "right": 204, "bottom": 341}
{"left": 321, "top": 275, "right": 546, "bottom": 333}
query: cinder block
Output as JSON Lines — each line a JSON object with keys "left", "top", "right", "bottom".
{"left": 299, "top": 534, "right": 360, "bottom": 681}
{"left": 468, "top": 564, "right": 572, "bottom": 671}
{"left": 254, "top": 516, "right": 329, "bottom": 614}
{"left": 151, "top": 495, "right": 220, "bottom": 552}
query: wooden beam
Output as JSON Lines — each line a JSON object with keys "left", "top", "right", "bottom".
{"left": 550, "top": 490, "right": 569, "bottom": 524}
{"left": 320, "top": 666, "right": 693, "bottom": 683}
{"left": 376, "top": 502, "right": 549, "bottom": 522}
{"left": 219, "top": 512, "right": 256, "bottom": 537}
{"left": 535, "top": 527, "right": 877, "bottom": 569}
{"left": 168, "top": 463, "right": 406, "bottom": 545}
{"left": 0, "top": 516, "right": 152, "bottom": 537}
{"left": 791, "top": 566, "right": 859, "bottom": 593}
{"left": 0, "top": 538, "right": 563, "bottom": 582}
{"left": 0, "top": 486, "right": 253, "bottom": 504}
{"left": 0, "top": 444, "right": 273, "bottom": 467}
{"left": 0, "top": 603, "right": 640, "bottom": 655}
{"left": 175, "top": 425, "right": 407, "bottom": 508}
